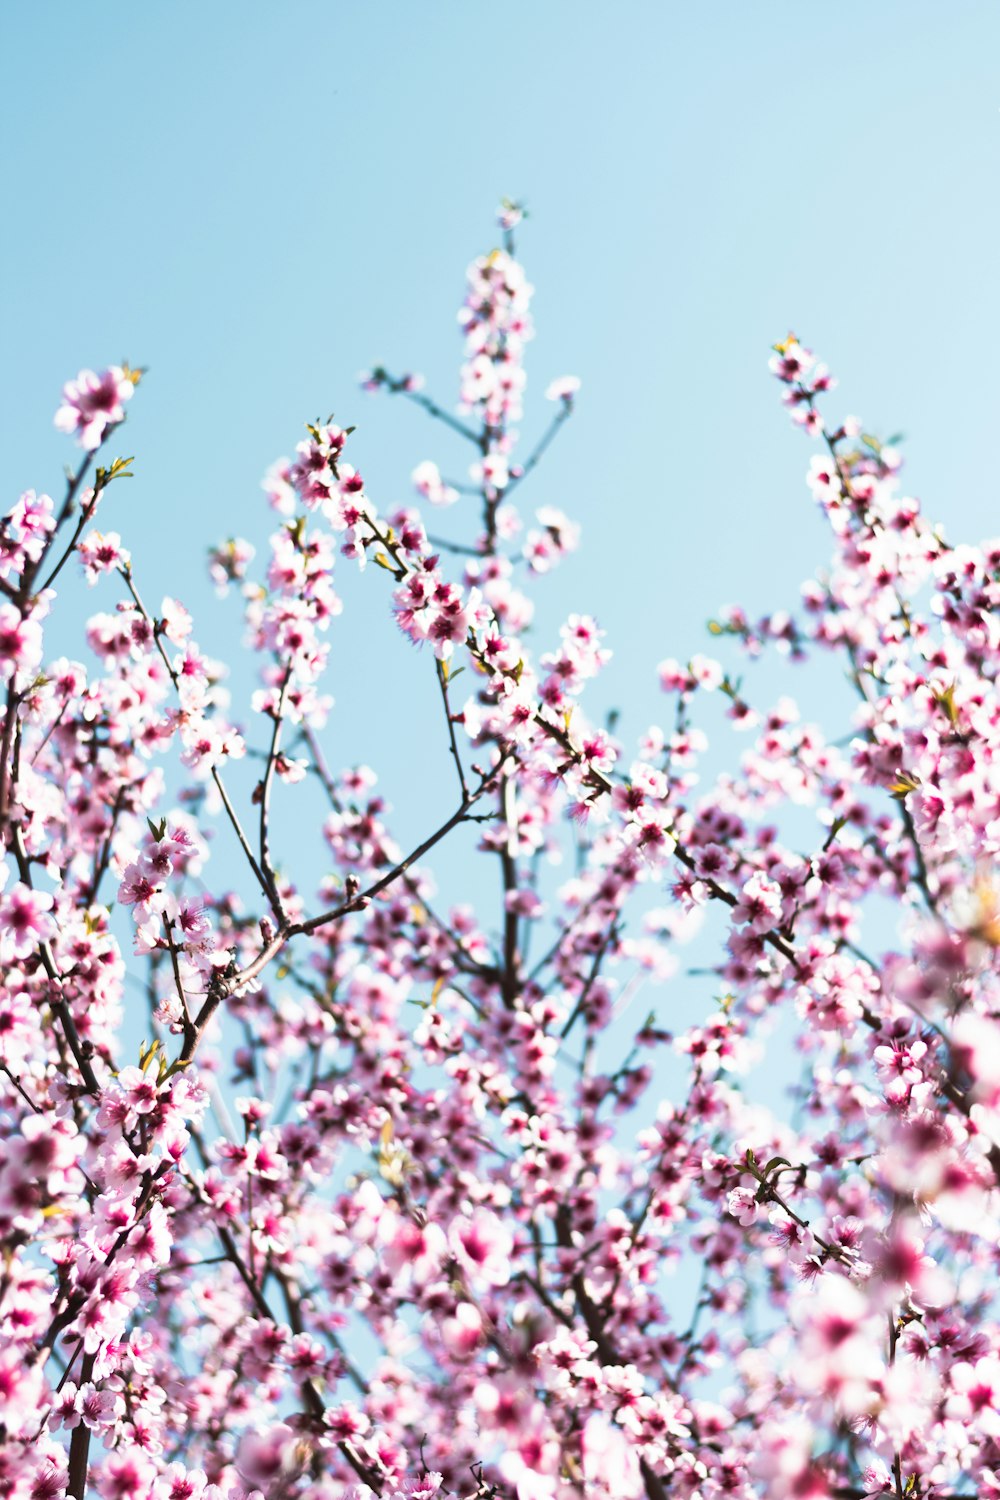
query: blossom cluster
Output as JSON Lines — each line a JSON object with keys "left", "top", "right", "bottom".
{"left": 1, "top": 210, "right": 999, "bottom": 1500}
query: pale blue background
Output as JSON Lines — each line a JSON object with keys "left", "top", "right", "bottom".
{"left": 3, "top": 0, "right": 999, "bottom": 1014}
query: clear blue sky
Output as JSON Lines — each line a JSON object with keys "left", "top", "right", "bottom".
{"left": 3, "top": 1, "right": 999, "bottom": 947}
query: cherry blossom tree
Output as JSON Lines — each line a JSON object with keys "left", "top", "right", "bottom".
{"left": 2, "top": 201, "right": 999, "bottom": 1500}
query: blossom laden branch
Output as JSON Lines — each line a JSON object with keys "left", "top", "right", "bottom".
{"left": 5, "top": 217, "right": 1000, "bottom": 1500}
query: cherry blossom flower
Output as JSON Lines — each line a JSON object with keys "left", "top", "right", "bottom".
{"left": 544, "top": 375, "right": 580, "bottom": 402}
{"left": 0, "top": 882, "right": 54, "bottom": 959}
{"left": 54, "top": 366, "right": 135, "bottom": 450}
{"left": 449, "top": 1208, "right": 513, "bottom": 1288}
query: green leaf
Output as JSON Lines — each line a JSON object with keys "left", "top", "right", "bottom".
{"left": 933, "top": 682, "right": 959, "bottom": 727}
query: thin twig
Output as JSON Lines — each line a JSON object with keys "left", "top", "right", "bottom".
{"left": 435, "top": 658, "right": 469, "bottom": 799}
{"left": 503, "top": 401, "right": 572, "bottom": 499}
{"left": 257, "top": 661, "right": 293, "bottom": 924}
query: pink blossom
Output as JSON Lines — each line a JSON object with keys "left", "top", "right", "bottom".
{"left": 579, "top": 1413, "right": 642, "bottom": 1497}
{"left": 732, "top": 871, "right": 783, "bottom": 932}
{"left": 727, "top": 1186, "right": 759, "bottom": 1227}
{"left": 945, "top": 1355, "right": 1000, "bottom": 1437}
{"left": 440, "top": 1301, "right": 483, "bottom": 1357}
{"left": 449, "top": 1208, "right": 513, "bottom": 1287}
{"left": 0, "top": 882, "right": 54, "bottom": 958}
{"left": 0, "top": 603, "right": 43, "bottom": 682}
{"left": 412, "top": 461, "right": 459, "bottom": 508}
{"left": 235, "top": 1423, "right": 311, "bottom": 1487}
{"left": 54, "top": 366, "right": 135, "bottom": 450}
{"left": 544, "top": 375, "right": 580, "bottom": 402}
{"left": 78, "top": 530, "right": 131, "bottom": 584}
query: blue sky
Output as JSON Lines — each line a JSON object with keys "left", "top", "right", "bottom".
{"left": 3, "top": 2, "right": 999, "bottom": 994}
